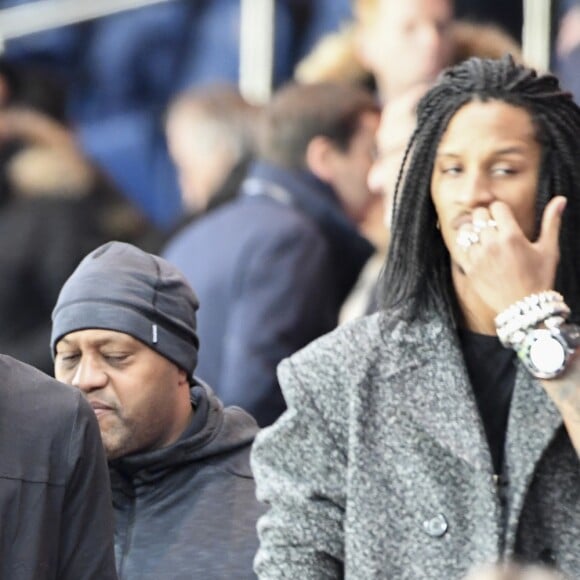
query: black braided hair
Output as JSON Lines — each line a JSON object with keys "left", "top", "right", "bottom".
{"left": 381, "top": 55, "right": 580, "bottom": 325}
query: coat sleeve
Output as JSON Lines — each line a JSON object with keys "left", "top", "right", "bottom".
{"left": 58, "top": 395, "right": 118, "bottom": 579}
{"left": 251, "top": 356, "right": 346, "bottom": 579}
{"left": 219, "top": 224, "right": 337, "bottom": 426}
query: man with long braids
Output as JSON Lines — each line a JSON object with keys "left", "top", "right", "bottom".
{"left": 251, "top": 56, "right": 580, "bottom": 579}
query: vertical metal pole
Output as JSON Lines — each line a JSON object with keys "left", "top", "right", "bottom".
{"left": 522, "top": 0, "right": 553, "bottom": 71}
{"left": 239, "top": 0, "right": 275, "bottom": 104}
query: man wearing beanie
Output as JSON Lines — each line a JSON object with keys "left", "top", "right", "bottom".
{"left": 51, "top": 241, "right": 264, "bottom": 580}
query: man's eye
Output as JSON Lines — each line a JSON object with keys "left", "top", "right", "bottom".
{"left": 57, "top": 353, "right": 80, "bottom": 365}
{"left": 103, "top": 354, "right": 129, "bottom": 364}
{"left": 441, "top": 165, "right": 461, "bottom": 175}
{"left": 492, "top": 166, "right": 516, "bottom": 176}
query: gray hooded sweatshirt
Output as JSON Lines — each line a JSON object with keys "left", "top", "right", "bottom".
{"left": 110, "top": 381, "right": 264, "bottom": 580}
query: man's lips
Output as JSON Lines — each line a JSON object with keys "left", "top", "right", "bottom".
{"left": 89, "top": 400, "right": 115, "bottom": 417}
{"left": 451, "top": 213, "right": 474, "bottom": 230}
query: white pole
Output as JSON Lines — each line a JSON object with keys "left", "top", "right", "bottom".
{"left": 522, "top": 0, "right": 553, "bottom": 71}
{"left": 239, "top": 0, "right": 275, "bottom": 104}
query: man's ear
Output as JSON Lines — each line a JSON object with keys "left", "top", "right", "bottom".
{"left": 305, "top": 136, "right": 336, "bottom": 182}
{"left": 177, "top": 368, "right": 190, "bottom": 389}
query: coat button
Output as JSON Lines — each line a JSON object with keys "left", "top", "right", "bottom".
{"left": 423, "top": 513, "right": 448, "bottom": 537}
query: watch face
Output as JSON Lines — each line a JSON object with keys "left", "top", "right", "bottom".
{"left": 528, "top": 330, "right": 567, "bottom": 375}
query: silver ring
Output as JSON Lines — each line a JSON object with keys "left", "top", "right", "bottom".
{"left": 456, "top": 229, "right": 480, "bottom": 250}
{"left": 472, "top": 218, "right": 498, "bottom": 233}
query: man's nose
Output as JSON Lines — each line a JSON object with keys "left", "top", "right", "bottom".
{"left": 71, "top": 358, "right": 107, "bottom": 394}
{"left": 459, "top": 172, "right": 495, "bottom": 208}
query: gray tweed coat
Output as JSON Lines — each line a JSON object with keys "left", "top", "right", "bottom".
{"left": 251, "top": 310, "right": 580, "bottom": 579}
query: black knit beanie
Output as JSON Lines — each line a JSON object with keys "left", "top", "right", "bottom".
{"left": 51, "top": 241, "right": 200, "bottom": 375}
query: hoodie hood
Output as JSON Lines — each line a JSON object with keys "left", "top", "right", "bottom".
{"left": 109, "top": 379, "right": 259, "bottom": 482}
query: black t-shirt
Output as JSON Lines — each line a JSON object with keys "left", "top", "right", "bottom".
{"left": 458, "top": 329, "right": 517, "bottom": 475}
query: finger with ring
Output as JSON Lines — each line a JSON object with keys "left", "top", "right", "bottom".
{"left": 456, "top": 228, "right": 480, "bottom": 250}
{"left": 472, "top": 218, "right": 498, "bottom": 233}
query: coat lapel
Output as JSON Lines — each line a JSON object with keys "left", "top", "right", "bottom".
{"left": 383, "top": 313, "right": 493, "bottom": 473}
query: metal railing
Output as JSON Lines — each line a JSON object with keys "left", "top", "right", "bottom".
{"left": 0, "top": 0, "right": 276, "bottom": 103}
{"left": 0, "top": 0, "right": 173, "bottom": 43}
{"left": 0, "top": 0, "right": 555, "bottom": 99}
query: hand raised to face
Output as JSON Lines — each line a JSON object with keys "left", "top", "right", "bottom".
{"left": 454, "top": 195, "right": 566, "bottom": 314}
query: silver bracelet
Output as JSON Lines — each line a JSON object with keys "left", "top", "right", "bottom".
{"left": 495, "top": 291, "right": 571, "bottom": 348}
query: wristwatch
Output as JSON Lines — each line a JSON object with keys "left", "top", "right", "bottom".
{"left": 517, "top": 323, "right": 580, "bottom": 379}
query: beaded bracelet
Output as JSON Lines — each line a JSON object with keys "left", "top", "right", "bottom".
{"left": 495, "top": 291, "right": 571, "bottom": 348}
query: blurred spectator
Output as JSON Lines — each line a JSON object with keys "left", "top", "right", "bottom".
{"left": 341, "top": 83, "right": 428, "bottom": 322}
{"left": 165, "top": 83, "right": 259, "bottom": 223}
{"left": 2, "top": 0, "right": 356, "bottom": 228}
{"left": 298, "top": 0, "right": 523, "bottom": 323}
{"left": 0, "top": 61, "right": 160, "bottom": 373}
{"left": 367, "top": 84, "right": 429, "bottom": 239}
{"left": 163, "top": 82, "right": 378, "bottom": 426}
{"left": 0, "top": 57, "right": 68, "bottom": 205}
{"left": 296, "top": 0, "right": 522, "bottom": 100}
{"left": 0, "top": 109, "right": 158, "bottom": 374}
{"left": 355, "top": 0, "right": 454, "bottom": 99}
{"left": 554, "top": 0, "right": 580, "bottom": 104}
{"left": 294, "top": 25, "right": 369, "bottom": 88}
{"left": 2, "top": 0, "right": 522, "bottom": 227}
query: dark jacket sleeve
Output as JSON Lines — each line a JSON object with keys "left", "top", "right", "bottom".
{"left": 219, "top": 224, "right": 337, "bottom": 426}
{"left": 58, "top": 395, "right": 118, "bottom": 579}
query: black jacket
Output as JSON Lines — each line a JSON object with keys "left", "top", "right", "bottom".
{"left": 109, "top": 382, "right": 265, "bottom": 580}
{"left": 0, "top": 355, "right": 117, "bottom": 580}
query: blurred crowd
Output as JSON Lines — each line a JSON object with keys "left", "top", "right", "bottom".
{"left": 0, "top": 0, "right": 536, "bottom": 385}
{"left": 1, "top": 0, "right": 579, "bottom": 579}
